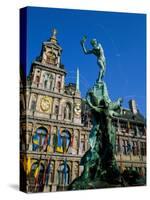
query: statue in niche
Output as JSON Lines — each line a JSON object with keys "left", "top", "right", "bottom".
{"left": 43, "top": 73, "right": 49, "bottom": 89}
{"left": 43, "top": 73, "right": 54, "bottom": 90}
{"left": 64, "top": 103, "right": 71, "bottom": 120}
{"left": 49, "top": 74, "right": 54, "bottom": 91}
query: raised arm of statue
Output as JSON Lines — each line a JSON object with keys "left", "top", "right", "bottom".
{"left": 80, "top": 36, "right": 93, "bottom": 55}
{"left": 80, "top": 35, "right": 106, "bottom": 82}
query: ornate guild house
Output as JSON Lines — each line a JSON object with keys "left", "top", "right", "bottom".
{"left": 20, "top": 29, "right": 146, "bottom": 193}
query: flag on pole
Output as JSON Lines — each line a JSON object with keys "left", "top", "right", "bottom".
{"left": 34, "top": 156, "right": 42, "bottom": 185}
{"left": 32, "top": 133, "right": 39, "bottom": 151}
{"left": 53, "top": 133, "right": 57, "bottom": 152}
{"left": 43, "top": 134, "right": 49, "bottom": 151}
{"left": 56, "top": 128, "right": 63, "bottom": 153}
{"left": 42, "top": 159, "right": 47, "bottom": 185}
{"left": 43, "top": 157, "right": 51, "bottom": 186}
{"left": 45, "top": 159, "right": 51, "bottom": 186}
{"left": 70, "top": 134, "right": 74, "bottom": 147}
{"left": 47, "top": 135, "right": 51, "bottom": 152}
{"left": 26, "top": 156, "right": 31, "bottom": 175}
{"left": 23, "top": 154, "right": 27, "bottom": 172}
{"left": 34, "top": 165, "right": 40, "bottom": 185}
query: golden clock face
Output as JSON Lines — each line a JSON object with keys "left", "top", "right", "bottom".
{"left": 74, "top": 103, "right": 81, "bottom": 116}
{"left": 40, "top": 96, "right": 51, "bottom": 112}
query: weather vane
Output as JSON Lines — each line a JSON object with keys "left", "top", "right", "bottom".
{"left": 51, "top": 28, "right": 57, "bottom": 38}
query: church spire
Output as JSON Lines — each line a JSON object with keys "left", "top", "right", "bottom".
{"left": 76, "top": 67, "right": 80, "bottom": 92}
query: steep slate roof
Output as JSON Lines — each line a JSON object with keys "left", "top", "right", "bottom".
{"left": 120, "top": 108, "right": 145, "bottom": 124}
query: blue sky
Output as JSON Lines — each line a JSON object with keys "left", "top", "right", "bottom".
{"left": 24, "top": 7, "right": 146, "bottom": 116}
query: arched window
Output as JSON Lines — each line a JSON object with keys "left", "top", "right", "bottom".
{"left": 29, "top": 162, "right": 45, "bottom": 192}
{"left": 44, "top": 162, "right": 54, "bottom": 185}
{"left": 43, "top": 73, "right": 49, "bottom": 89}
{"left": 64, "top": 103, "right": 72, "bottom": 120}
{"left": 57, "top": 163, "right": 70, "bottom": 186}
{"left": 32, "top": 127, "right": 48, "bottom": 151}
{"left": 61, "top": 130, "right": 71, "bottom": 153}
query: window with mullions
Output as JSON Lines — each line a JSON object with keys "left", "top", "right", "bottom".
{"left": 130, "top": 123, "right": 139, "bottom": 136}
{"left": 49, "top": 74, "right": 54, "bottom": 91}
{"left": 49, "top": 163, "right": 54, "bottom": 183}
{"left": 43, "top": 162, "right": 54, "bottom": 186}
{"left": 132, "top": 141, "right": 139, "bottom": 155}
{"left": 120, "top": 121, "right": 127, "bottom": 130}
{"left": 138, "top": 125, "right": 145, "bottom": 136}
{"left": 32, "top": 127, "right": 48, "bottom": 151}
{"left": 55, "top": 105, "right": 59, "bottom": 118}
{"left": 61, "top": 130, "right": 71, "bottom": 153}
{"left": 122, "top": 139, "right": 128, "bottom": 155}
{"left": 57, "top": 164, "right": 70, "bottom": 186}
{"left": 115, "top": 136, "right": 120, "bottom": 154}
{"left": 140, "top": 142, "right": 146, "bottom": 156}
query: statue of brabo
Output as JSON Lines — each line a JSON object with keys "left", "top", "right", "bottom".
{"left": 68, "top": 35, "right": 145, "bottom": 190}
{"left": 81, "top": 36, "right": 106, "bottom": 82}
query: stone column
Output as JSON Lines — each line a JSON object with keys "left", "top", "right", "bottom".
{"left": 61, "top": 75, "right": 64, "bottom": 93}
{"left": 26, "top": 90, "right": 30, "bottom": 110}
{"left": 51, "top": 98, "right": 57, "bottom": 120}
{"left": 58, "top": 98, "right": 62, "bottom": 121}
{"left": 25, "top": 131, "right": 31, "bottom": 151}
{"left": 71, "top": 161, "right": 75, "bottom": 181}
{"left": 137, "top": 140, "right": 140, "bottom": 156}
{"left": 118, "top": 136, "right": 122, "bottom": 154}
{"left": 78, "top": 131, "right": 81, "bottom": 155}
{"left": 38, "top": 70, "right": 43, "bottom": 88}
{"left": 52, "top": 160, "right": 59, "bottom": 192}
{"left": 57, "top": 53, "right": 60, "bottom": 68}
{"left": 27, "top": 131, "right": 32, "bottom": 151}
{"left": 53, "top": 74, "right": 57, "bottom": 93}
{"left": 30, "top": 123, "right": 36, "bottom": 151}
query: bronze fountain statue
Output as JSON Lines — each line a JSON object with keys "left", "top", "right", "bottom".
{"left": 68, "top": 36, "right": 145, "bottom": 190}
